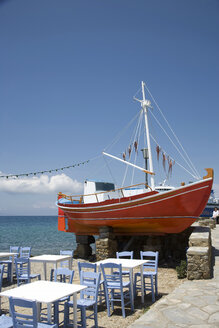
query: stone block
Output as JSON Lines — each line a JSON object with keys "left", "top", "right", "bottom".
{"left": 74, "top": 244, "right": 92, "bottom": 259}
{"left": 95, "top": 236, "right": 117, "bottom": 261}
{"left": 76, "top": 235, "right": 95, "bottom": 244}
{"left": 187, "top": 246, "right": 211, "bottom": 280}
{"left": 189, "top": 232, "right": 210, "bottom": 247}
{"left": 187, "top": 246, "right": 209, "bottom": 256}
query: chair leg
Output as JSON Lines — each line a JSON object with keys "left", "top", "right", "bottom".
{"left": 105, "top": 289, "right": 111, "bottom": 317}
{"left": 7, "top": 263, "right": 12, "bottom": 282}
{"left": 150, "top": 276, "right": 155, "bottom": 302}
{"left": 94, "top": 304, "right": 98, "bottom": 327}
{"left": 81, "top": 307, "right": 86, "bottom": 328}
{"left": 98, "top": 282, "right": 106, "bottom": 304}
{"left": 64, "top": 302, "right": 69, "bottom": 327}
{"left": 143, "top": 275, "right": 146, "bottom": 296}
{"left": 120, "top": 290, "right": 126, "bottom": 318}
{"left": 155, "top": 275, "right": 158, "bottom": 296}
{"left": 54, "top": 301, "right": 59, "bottom": 326}
{"left": 111, "top": 290, "right": 114, "bottom": 312}
{"left": 134, "top": 273, "right": 137, "bottom": 297}
{"left": 130, "top": 285, "right": 134, "bottom": 312}
{"left": 50, "top": 269, "right": 54, "bottom": 281}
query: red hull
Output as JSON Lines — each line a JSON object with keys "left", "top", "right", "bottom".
{"left": 57, "top": 178, "right": 213, "bottom": 235}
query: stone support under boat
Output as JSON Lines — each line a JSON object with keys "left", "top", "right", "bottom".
{"left": 95, "top": 226, "right": 117, "bottom": 261}
{"left": 74, "top": 235, "right": 95, "bottom": 260}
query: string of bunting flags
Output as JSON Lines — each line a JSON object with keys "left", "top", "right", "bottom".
{"left": 0, "top": 160, "right": 90, "bottom": 179}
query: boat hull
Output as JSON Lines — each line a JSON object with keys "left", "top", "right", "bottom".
{"left": 57, "top": 178, "right": 213, "bottom": 235}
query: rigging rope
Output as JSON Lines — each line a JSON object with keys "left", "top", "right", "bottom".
{"left": 131, "top": 110, "right": 143, "bottom": 185}
{"left": 103, "top": 155, "right": 118, "bottom": 187}
{"left": 121, "top": 110, "right": 143, "bottom": 187}
{"left": 144, "top": 83, "right": 201, "bottom": 179}
{"left": 149, "top": 109, "right": 200, "bottom": 180}
{"left": 103, "top": 111, "right": 140, "bottom": 152}
{"left": 150, "top": 134, "right": 199, "bottom": 180}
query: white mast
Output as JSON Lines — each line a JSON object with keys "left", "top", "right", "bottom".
{"left": 141, "top": 81, "right": 155, "bottom": 190}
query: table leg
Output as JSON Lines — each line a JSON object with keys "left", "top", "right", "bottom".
{"left": 69, "top": 258, "right": 72, "bottom": 270}
{"left": 47, "top": 303, "right": 52, "bottom": 324}
{"left": 36, "top": 302, "right": 41, "bottom": 322}
{"left": 43, "top": 263, "right": 47, "bottom": 280}
{"left": 11, "top": 255, "right": 14, "bottom": 283}
{"left": 140, "top": 264, "right": 144, "bottom": 303}
{"left": 129, "top": 268, "right": 134, "bottom": 306}
{"left": 73, "top": 293, "right": 77, "bottom": 328}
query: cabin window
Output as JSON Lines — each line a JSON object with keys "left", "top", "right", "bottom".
{"left": 95, "top": 182, "right": 114, "bottom": 191}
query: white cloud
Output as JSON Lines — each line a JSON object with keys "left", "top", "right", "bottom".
{"left": 33, "top": 201, "right": 57, "bottom": 209}
{"left": 0, "top": 173, "right": 83, "bottom": 194}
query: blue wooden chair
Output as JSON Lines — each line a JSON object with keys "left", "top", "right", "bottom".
{"left": 78, "top": 261, "right": 106, "bottom": 304}
{"left": 0, "top": 315, "right": 13, "bottom": 328}
{"left": 60, "top": 250, "right": 74, "bottom": 268}
{"left": 64, "top": 271, "right": 101, "bottom": 328}
{"left": 116, "top": 251, "right": 133, "bottom": 259}
{"left": 9, "top": 297, "right": 57, "bottom": 328}
{"left": 50, "top": 250, "right": 74, "bottom": 281}
{"left": 0, "top": 264, "right": 5, "bottom": 314}
{"left": 53, "top": 268, "right": 74, "bottom": 326}
{"left": 100, "top": 262, "right": 134, "bottom": 318}
{"left": 0, "top": 246, "right": 20, "bottom": 282}
{"left": 116, "top": 251, "right": 134, "bottom": 276}
{"left": 78, "top": 261, "right": 97, "bottom": 275}
{"left": 15, "top": 258, "right": 41, "bottom": 286}
{"left": 20, "top": 246, "right": 31, "bottom": 258}
{"left": 0, "top": 264, "right": 4, "bottom": 292}
{"left": 134, "top": 251, "right": 159, "bottom": 302}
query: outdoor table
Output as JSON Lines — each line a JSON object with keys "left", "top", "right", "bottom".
{"left": 95, "top": 258, "right": 148, "bottom": 304}
{"left": 0, "top": 252, "right": 17, "bottom": 283}
{"left": 0, "top": 280, "right": 86, "bottom": 328}
{"left": 30, "top": 254, "right": 72, "bottom": 280}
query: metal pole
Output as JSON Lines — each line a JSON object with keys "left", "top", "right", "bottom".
{"left": 145, "top": 156, "right": 148, "bottom": 186}
{"left": 141, "top": 148, "right": 149, "bottom": 188}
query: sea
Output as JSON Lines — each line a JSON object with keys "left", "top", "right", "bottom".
{"left": 0, "top": 216, "right": 79, "bottom": 256}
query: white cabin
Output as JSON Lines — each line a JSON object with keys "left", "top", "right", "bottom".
{"left": 83, "top": 180, "right": 151, "bottom": 204}
{"left": 83, "top": 180, "right": 115, "bottom": 204}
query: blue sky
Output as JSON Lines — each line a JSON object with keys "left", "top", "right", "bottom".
{"left": 0, "top": 0, "right": 219, "bottom": 215}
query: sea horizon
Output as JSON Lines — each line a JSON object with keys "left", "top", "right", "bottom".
{"left": 0, "top": 216, "right": 78, "bottom": 256}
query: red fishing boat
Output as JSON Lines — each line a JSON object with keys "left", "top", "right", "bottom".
{"left": 57, "top": 82, "right": 213, "bottom": 236}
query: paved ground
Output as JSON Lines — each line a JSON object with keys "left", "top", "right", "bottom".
{"left": 128, "top": 225, "right": 219, "bottom": 328}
